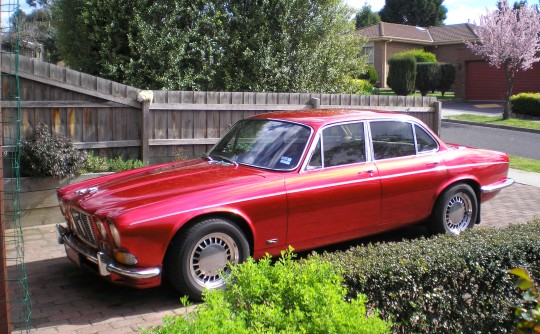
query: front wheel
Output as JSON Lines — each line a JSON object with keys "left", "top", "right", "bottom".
{"left": 429, "top": 184, "right": 478, "bottom": 236}
{"left": 165, "top": 218, "right": 250, "bottom": 300}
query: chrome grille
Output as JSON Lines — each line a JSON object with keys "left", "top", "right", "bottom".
{"left": 69, "top": 208, "right": 98, "bottom": 248}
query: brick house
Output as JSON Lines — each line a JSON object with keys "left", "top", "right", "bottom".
{"left": 358, "top": 22, "right": 540, "bottom": 101}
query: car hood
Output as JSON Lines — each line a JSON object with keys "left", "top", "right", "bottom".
{"left": 59, "top": 159, "right": 280, "bottom": 219}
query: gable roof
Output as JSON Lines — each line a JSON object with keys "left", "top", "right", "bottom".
{"left": 358, "top": 22, "right": 479, "bottom": 45}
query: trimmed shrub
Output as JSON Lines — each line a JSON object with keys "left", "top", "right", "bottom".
{"left": 393, "top": 49, "right": 437, "bottom": 63}
{"left": 320, "top": 220, "right": 540, "bottom": 333}
{"left": 21, "top": 123, "right": 86, "bottom": 178}
{"left": 437, "top": 63, "right": 456, "bottom": 97}
{"left": 415, "top": 62, "right": 441, "bottom": 96}
{"left": 359, "top": 65, "right": 379, "bottom": 86}
{"left": 387, "top": 54, "right": 416, "bottom": 95}
{"left": 143, "top": 249, "right": 390, "bottom": 334}
{"left": 510, "top": 92, "right": 540, "bottom": 116}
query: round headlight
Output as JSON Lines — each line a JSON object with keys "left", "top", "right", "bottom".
{"left": 94, "top": 217, "right": 107, "bottom": 239}
{"left": 109, "top": 222, "right": 121, "bottom": 248}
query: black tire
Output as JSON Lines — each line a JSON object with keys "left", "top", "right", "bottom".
{"left": 429, "top": 183, "right": 478, "bottom": 236}
{"left": 165, "top": 218, "right": 250, "bottom": 300}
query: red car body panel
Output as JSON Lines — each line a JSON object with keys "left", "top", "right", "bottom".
{"left": 56, "top": 109, "right": 512, "bottom": 290}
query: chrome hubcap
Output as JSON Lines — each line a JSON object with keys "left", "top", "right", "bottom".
{"left": 189, "top": 233, "right": 239, "bottom": 289}
{"left": 445, "top": 192, "right": 473, "bottom": 234}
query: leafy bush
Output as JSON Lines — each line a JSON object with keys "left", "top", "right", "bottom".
{"left": 437, "top": 63, "right": 456, "bottom": 97}
{"left": 320, "top": 219, "right": 540, "bottom": 333}
{"left": 387, "top": 54, "right": 416, "bottom": 95}
{"left": 393, "top": 48, "right": 437, "bottom": 63}
{"left": 359, "top": 65, "right": 379, "bottom": 86}
{"left": 510, "top": 93, "right": 540, "bottom": 116}
{"left": 348, "top": 79, "right": 374, "bottom": 95}
{"left": 21, "top": 123, "right": 86, "bottom": 178}
{"left": 415, "top": 62, "right": 441, "bottom": 96}
{"left": 143, "top": 249, "right": 390, "bottom": 334}
{"left": 83, "top": 152, "right": 145, "bottom": 173}
{"left": 509, "top": 267, "right": 540, "bottom": 333}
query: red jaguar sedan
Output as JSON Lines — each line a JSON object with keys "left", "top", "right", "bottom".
{"left": 56, "top": 109, "right": 514, "bottom": 299}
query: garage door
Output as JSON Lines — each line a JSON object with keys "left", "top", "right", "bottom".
{"left": 466, "top": 61, "right": 540, "bottom": 100}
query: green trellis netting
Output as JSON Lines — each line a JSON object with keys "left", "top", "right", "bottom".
{"left": 1, "top": 0, "right": 31, "bottom": 332}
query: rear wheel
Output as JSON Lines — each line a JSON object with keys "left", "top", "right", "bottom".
{"left": 429, "top": 184, "right": 478, "bottom": 236}
{"left": 165, "top": 218, "right": 250, "bottom": 300}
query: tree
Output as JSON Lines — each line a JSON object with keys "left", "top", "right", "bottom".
{"left": 379, "top": 0, "right": 447, "bottom": 26}
{"left": 355, "top": 2, "right": 381, "bottom": 29}
{"left": 466, "top": 1, "right": 540, "bottom": 119}
{"left": 53, "top": 0, "right": 367, "bottom": 93}
{"left": 8, "top": 6, "right": 58, "bottom": 62}
{"left": 497, "top": 0, "right": 527, "bottom": 11}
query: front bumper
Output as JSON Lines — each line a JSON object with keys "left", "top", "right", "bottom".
{"left": 56, "top": 224, "right": 161, "bottom": 280}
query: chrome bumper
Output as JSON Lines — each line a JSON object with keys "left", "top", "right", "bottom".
{"left": 481, "top": 178, "right": 515, "bottom": 193}
{"left": 56, "top": 224, "right": 161, "bottom": 280}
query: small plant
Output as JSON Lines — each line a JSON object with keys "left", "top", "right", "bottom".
{"left": 509, "top": 267, "right": 540, "bottom": 333}
{"left": 142, "top": 248, "right": 390, "bottom": 334}
{"left": 82, "top": 152, "right": 145, "bottom": 173}
{"left": 348, "top": 79, "right": 374, "bottom": 95}
{"left": 359, "top": 65, "right": 379, "bottom": 86}
{"left": 21, "top": 123, "right": 86, "bottom": 178}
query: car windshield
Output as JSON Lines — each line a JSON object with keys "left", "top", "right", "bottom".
{"left": 208, "top": 119, "right": 311, "bottom": 171}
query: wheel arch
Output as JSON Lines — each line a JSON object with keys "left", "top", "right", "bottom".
{"left": 163, "top": 211, "right": 255, "bottom": 264}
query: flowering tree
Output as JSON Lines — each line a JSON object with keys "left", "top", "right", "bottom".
{"left": 466, "top": 1, "right": 540, "bottom": 119}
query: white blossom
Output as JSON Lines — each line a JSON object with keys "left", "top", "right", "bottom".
{"left": 137, "top": 90, "right": 154, "bottom": 103}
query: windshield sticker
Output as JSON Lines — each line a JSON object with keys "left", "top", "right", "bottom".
{"left": 280, "top": 156, "right": 292, "bottom": 165}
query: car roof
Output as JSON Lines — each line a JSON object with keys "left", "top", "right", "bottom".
{"left": 250, "top": 109, "right": 415, "bottom": 127}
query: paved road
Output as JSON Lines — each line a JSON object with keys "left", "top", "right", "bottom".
{"left": 440, "top": 121, "right": 540, "bottom": 160}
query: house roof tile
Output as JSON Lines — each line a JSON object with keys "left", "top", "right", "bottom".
{"left": 357, "top": 22, "right": 479, "bottom": 45}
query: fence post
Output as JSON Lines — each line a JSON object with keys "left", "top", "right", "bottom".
{"left": 310, "top": 97, "right": 320, "bottom": 109}
{"left": 141, "top": 101, "right": 149, "bottom": 163}
{"left": 433, "top": 101, "right": 442, "bottom": 135}
{"left": 0, "top": 100, "right": 12, "bottom": 334}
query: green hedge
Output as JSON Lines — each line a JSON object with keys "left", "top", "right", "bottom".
{"left": 415, "top": 62, "right": 441, "bottom": 96}
{"left": 392, "top": 49, "right": 437, "bottom": 63}
{"left": 510, "top": 93, "right": 540, "bottom": 116}
{"left": 387, "top": 55, "right": 416, "bottom": 96}
{"left": 320, "top": 220, "right": 540, "bottom": 333}
{"left": 437, "top": 63, "right": 456, "bottom": 97}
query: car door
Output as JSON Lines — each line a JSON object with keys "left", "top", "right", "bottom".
{"left": 370, "top": 120, "right": 448, "bottom": 227}
{"left": 285, "top": 121, "right": 381, "bottom": 249}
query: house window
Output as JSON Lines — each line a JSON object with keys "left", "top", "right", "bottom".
{"left": 361, "top": 45, "right": 374, "bottom": 64}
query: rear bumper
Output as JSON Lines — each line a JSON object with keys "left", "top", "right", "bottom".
{"left": 56, "top": 224, "right": 161, "bottom": 280}
{"left": 481, "top": 178, "right": 515, "bottom": 193}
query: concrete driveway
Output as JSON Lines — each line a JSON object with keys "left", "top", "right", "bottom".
{"left": 9, "top": 181, "right": 539, "bottom": 334}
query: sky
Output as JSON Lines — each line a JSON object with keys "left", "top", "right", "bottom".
{"left": 346, "top": 0, "right": 499, "bottom": 25}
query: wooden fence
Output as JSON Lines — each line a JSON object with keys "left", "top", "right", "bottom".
{"left": 1, "top": 54, "right": 441, "bottom": 165}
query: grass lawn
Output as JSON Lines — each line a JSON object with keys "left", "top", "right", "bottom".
{"left": 509, "top": 155, "right": 540, "bottom": 173}
{"left": 373, "top": 89, "right": 455, "bottom": 101}
{"left": 445, "top": 114, "right": 540, "bottom": 131}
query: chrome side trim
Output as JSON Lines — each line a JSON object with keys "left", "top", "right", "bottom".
{"left": 56, "top": 224, "right": 161, "bottom": 280}
{"left": 481, "top": 178, "right": 515, "bottom": 193}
